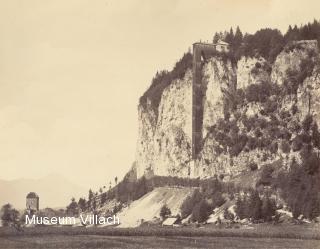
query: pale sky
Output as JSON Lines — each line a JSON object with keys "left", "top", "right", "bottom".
{"left": 0, "top": 0, "right": 319, "bottom": 190}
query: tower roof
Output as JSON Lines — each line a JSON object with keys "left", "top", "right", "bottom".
{"left": 26, "top": 192, "right": 39, "bottom": 198}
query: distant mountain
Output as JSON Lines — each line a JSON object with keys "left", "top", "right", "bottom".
{"left": 0, "top": 173, "right": 86, "bottom": 210}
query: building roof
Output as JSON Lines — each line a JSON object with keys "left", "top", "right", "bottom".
{"left": 216, "top": 39, "right": 229, "bottom": 46}
{"left": 26, "top": 192, "right": 39, "bottom": 198}
{"left": 162, "top": 217, "right": 178, "bottom": 226}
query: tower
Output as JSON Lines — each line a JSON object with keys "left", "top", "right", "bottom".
{"left": 192, "top": 42, "right": 216, "bottom": 159}
{"left": 26, "top": 192, "right": 39, "bottom": 212}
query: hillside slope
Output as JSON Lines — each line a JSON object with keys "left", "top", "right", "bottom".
{"left": 117, "top": 187, "right": 195, "bottom": 227}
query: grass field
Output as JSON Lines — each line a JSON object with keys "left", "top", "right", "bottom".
{"left": 0, "top": 225, "right": 319, "bottom": 249}
{"left": 0, "top": 235, "right": 319, "bottom": 249}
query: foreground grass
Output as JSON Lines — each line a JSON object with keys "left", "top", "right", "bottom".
{"left": 0, "top": 235, "right": 319, "bottom": 249}
{"left": 0, "top": 224, "right": 319, "bottom": 240}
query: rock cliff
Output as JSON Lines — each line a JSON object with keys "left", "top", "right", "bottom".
{"left": 135, "top": 40, "right": 320, "bottom": 179}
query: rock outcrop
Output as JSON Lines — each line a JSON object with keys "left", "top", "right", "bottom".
{"left": 135, "top": 40, "right": 320, "bottom": 180}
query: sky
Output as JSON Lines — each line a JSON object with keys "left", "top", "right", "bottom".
{"left": 0, "top": 0, "right": 319, "bottom": 190}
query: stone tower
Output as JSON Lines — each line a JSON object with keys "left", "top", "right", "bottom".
{"left": 192, "top": 42, "right": 217, "bottom": 158}
{"left": 26, "top": 192, "right": 39, "bottom": 212}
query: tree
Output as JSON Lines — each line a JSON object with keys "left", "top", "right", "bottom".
{"left": 92, "top": 198, "right": 97, "bottom": 211}
{"left": 225, "top": 27, "right": 235, "bottom": 44}
{"left": 191, "top": 199, "right": 212, "bottom": 223}
{"left": 302, "top": 115, "right": 313, "bottom": 132}
{"left": 311, "top": 122, "right": 320, "bottom": 148}
{"left": 88, "top": 189, "right": 94, "bottom": 203}
{"left": 224, "top": 208, "right": 235, "bottom": 221}
{"left": 1, "top": 204, "right": 20, "bottom": 227}
{"left": 78, "top": 198, "right": 87, "bottom": 212}
{"left": 115, "top": 176, "right": 118, "bottom": 185}
{"left": 261, "top": 196, "right": 276, "bottom": 221}
{"left": 303, "top": 152, "right": 320, "bottom": 175}
{"left": 213, "top": 32, "right": 220, "bottom": 43}
{"left": 160, "top": 204, "right": 171, "bottom": 220}
{"left": 235, "top": 196, "right": 246, "bottom": 219}
{"left": 234, "top": 26, "right": 243, "bottom": 48}
{"left": 181, "top": 189, "right": 204, "bottom": 218}
{"left": 100, "top": 192, "right": 107, "bottom": 206}
{"left": 280, "top": 140, "right": 290, "bottom": 153}
{"left": 249, "top": 190, "right": 262, "bottom": 221}
{"left": 66, "top": 197, "right": 79, "bottom": 216}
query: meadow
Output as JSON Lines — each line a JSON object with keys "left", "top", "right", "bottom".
{"left": 0, "top": 224, "right": 319, "bottom": 249}
{"left": 0, "top": 234, "right": 319, "bottom": 249}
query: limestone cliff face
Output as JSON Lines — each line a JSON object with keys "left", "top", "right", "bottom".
{"left": 135, "top": 100, "right": 157, "bottom": 178}
{"left": 271, "top": 40, "right": 318, "bottom": 85}
{"left": 152, "top": 70, "right": 193, "bottom": 176}
{"left": 202, "top": 58, "right": 236, "bottom": 138}
{"left": 297, "top": 68, "right": 320, "bottom": 125}
{"left": 136, "top": 40, "right": 320, "bottom": 179}
{"left": 237, "top": 56, "right": 270, "bottom": 89}
{"left": 136, "top": 70, "right": 192, "bottom": 178}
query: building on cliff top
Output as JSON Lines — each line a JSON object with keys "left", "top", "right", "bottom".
{"left": 215, "top": 39, "right": 229, "bottom": 52}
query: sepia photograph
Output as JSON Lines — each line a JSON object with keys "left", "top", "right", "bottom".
{"left": 0, "top": 0, "right": 320, "bottom": 248}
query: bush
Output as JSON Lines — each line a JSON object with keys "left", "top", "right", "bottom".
{"left": 292, "top": 136, "right": 303, "bottom": 152}
{"left": 248, "top": 162, "right": 258, "bottom": 171}
{"left": 258, "top": 165, "right": 274, "bottom": 186}
{"left": 268, "top": 141, "right": 278, "bottom": 153}
{"left": 302, "top": 115, "right": 313, "bottom": 132}
{"left": 245, "top": 82, "right": 271, "bottom": 103}
{"left": 280, "top": 140, "right": 290, "bottom": 153}
{"left": 311, "top": 122, "right": 320, "bottom": 148}
{"left": 303, "top": 152, "right": 320, "bottom": 175}
{"left": 1, "top": 204, "right": 20, "bottom": 227}
{"left": 224, "top": 209, "right": 235, "bottom": 221}
{"left": 160, "top": 204, "right": 171, "bottom": 220}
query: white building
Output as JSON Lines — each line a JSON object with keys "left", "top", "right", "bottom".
{"left": 215, "top": 39, "right": 229, "bottom": 52}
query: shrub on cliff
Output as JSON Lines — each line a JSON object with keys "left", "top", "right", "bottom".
{"left": 284, "top": 58, "right": 315, "bottom": 95}
{"left": 248, "top": 162, "right": 258, "bottom": 171}
{"left": 257, "top": 165, "right": 275, "bottom": 186}
{"left": 280, "top": 140, "right": 291, "bottom": 153}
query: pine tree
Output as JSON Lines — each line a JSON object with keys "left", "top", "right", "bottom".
{"left": 234, "top": 26, "right": 243, "bottom": 48}
{"left": 225, "top": 27, "right": 234, "bottom": 44}
{"left": 213, "top": 32, "right": 220, "bottom": 43}
{"left": 78, "top": 198, "right": 87, "bottom": 212}
{"left": 261, "top": 196, "right": 276, "bottom": 221}
{"left": 249, "top": 190, "right": 262, "bottom": 221}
